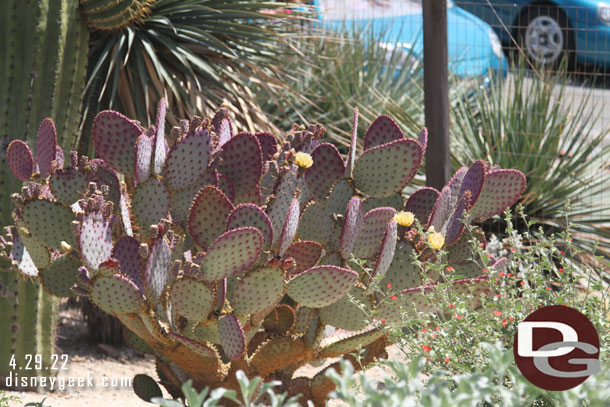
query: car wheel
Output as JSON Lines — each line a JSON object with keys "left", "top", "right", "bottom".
{"left": 518, "top": 5, "right": 574, "bottom": 68}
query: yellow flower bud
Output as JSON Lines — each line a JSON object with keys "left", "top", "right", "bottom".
{"left": 393, "top": 211, "right": 415, "bottom": 227}
{"left": 295, "top": 152, "right": 313, "bottom": 169}
{"left": 427, "top": 232, "right": 445, "bottom": 250}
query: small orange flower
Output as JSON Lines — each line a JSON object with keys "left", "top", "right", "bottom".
{"left": 391, "top": 295, "right": 397, "bottom": 300}
{"left": 444, "top": 357, "right": 450, "bottom": 363}
{"left": 559, "top": 268, "right": 564, "bottom": 273}
{"left": 421, "top": 345, "right": 431, "bottom": 352}
{"left": 502, "top": 319, "right": 508, "bottom": 327}
{"left": 454, "top": 313, "right": 461, "bottom": 320}
{"left": 446, "top": 266, "right": 454, "bottom": 272}
{"left": 509, "top": 316, "right": 514, "bottom": 322}
{"left": 386, "top": 283, "right": 392, "bottom": 289}
{"left": 493, "top": 310, "right": 502, "bottom": 317}
{"left": 422, "top": 328, "right": 427, "bottom": 333}
{"left": 520, "top": 281, "right": 525, "bottom": 286}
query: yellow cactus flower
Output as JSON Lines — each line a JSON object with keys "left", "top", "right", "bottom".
{"left": 295, "top": 152, "right": 313, "bottom": 169}
{"left": 393, "top": 211, "right": 415, "bottom": 227}
{"left": 427, "top": 232, "right": 445, "bottom": 250}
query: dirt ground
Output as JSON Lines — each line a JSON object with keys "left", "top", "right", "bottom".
{"left": 5, "top": 304, "right": 404, "bottom": 407}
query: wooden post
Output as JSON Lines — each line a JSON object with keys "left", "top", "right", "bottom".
{"left": 423, "top": 0, "right": 450, "bottom": 189}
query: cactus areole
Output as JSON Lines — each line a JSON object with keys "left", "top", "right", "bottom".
{"left": 2, "top": 103, "right": 526, "bottom": 406}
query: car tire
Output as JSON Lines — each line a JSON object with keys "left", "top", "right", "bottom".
{"left": 517, "top": 5, "right": 574, "bottom": 69}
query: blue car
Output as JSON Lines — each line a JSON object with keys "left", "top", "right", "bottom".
{"left": 312, "top": 0, "right": 507, "bottom": 79}
{"left": 454, "top": 1, "right": 610, "bottom": 68}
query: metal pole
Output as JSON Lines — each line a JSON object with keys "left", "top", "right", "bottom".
{"left": 423, "top": 0, "right": 450, "bottom": 189}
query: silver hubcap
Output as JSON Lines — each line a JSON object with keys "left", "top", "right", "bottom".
{"left": 525, "top": 15, "right": 564, "bottom": 64}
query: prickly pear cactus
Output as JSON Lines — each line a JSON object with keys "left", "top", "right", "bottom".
{"left": 2, "top": 103, "right": 525, "bottom": 406}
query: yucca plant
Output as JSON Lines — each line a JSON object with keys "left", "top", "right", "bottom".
{"left": 78, "top": 0, "right": 308, "bottom": 154}
{"left": 259, "top": 26, "right": 428, "bottom": 151}
{"left": 450, "top": 59, "right": 610, "bottom": 264}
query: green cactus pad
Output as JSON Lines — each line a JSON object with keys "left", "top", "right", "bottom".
{"left": 132, "top": 177, "right": 170, "bottom": 234}
{"left": 134, "top": 133, "right": 153, "bottom": 184}
{"left": 292, "top": 307, "right": 318, "bottom": 335}
{"left": 404, "top": 187, "right": 440, "bottom": 227}
{"left": 153, "top": 98, "right": 168, "bottom": 175}
{"left": 372, "top": 220, "right": 397, "bottom": 277}
{"left": 19, "top": 232, "right": 51, "bottom": 270}
{"left": 170, "top": 171, "right": 218, "bottom": 223}
{"left": 164, "top": 128, "right": 211, "bottom": 189}
{"left": 451, "top": 261, "right": 485, "bottom": 279}
{"left": 319, "top": 286, "right": 371, "bottom": 331}
{"left": 133, "top": 374, "right": 163, "bottom": 403}
{"left": 168, "top": 332, "right": 216, "bottom": 358}
{"left": 226, "top": 204, "right": 273, "bottom": 250}
{"left": 218, "top": 313, "right": 246, "bottom": 360}
{"left": 279, "top": 199, "right": 300, "bottom": 256}
{"left": 98, "top": 259, "right": 120, "bottom": 276}
{"left": 458, "top": 160, "right": 485, "bottom": 205}
{"left": 232, "top": 267, "right": 285, "bottom": 315}
{"left": 92, "top": 110, "right": 143, "bottom": 175}
{"left": 317, "top": 327, "right": 384, "bottom": 358}
{"left": 79, "top": 212, "right": 113, "bottom": 270}
{"left": 36, "top": 118, "right": 58, "bottom": 178}
{"left": 325, "top": 180, "right": 355, "bottom": 217}
{"left": 352, "top": 207, "right": 396, "bottom": 259}
{"left": 449, "top": 276, "right": 490, "bottom": 308}
{"left": 112, "top": 236, "right": 144, "bottom": 291}
{"left": 169, "top": 278, "right": 214, "bottom": 321}
{"left": 353, "top": 139, "right": 422, "bottom": 198}
{"left": 144, "top": 237, "right": 172, "bottom": 302}
{"left": 297, "top": 202, "right": 330, "bottom": 244}
{"left": 200, "top": 227, "right": 263, "bottom": 281}
{"left": 345, "top": 108, "right": 359, "bottom": 178}
{"left": 188, "top": 186, "right": 234, "bottom": 250}
{"left": 267, "top": 164, "right": 298, "bottom": 245}
{"left": 90, "top": 273, "right": 145, "bottom": 315}
{"left": 340, "top": 197, "right": 364, "bottom": 260}
{"left": 124, "top": 329, "right": 154, "bottom": 355}
{"left": 10, "top": 234, "right": 41, "bottom": 277}
{"left": 263, "top": 305, "right": 296, "bottom": 334}
{"left": 305, "top": 143, "right": 345, "bottom": 201}
{"left": 23, "top": 199, "right": 76, "bottom": 250}
{"left": 6, "top": 140, "right": 34, "bottom": 181}
{"left": 363, "top": 114, "right": 404, "bottom": 151}
{"left": 283, "top": 241, "right": 323, "bottom": 276}
{"left": 219, "top": 132, "right": 263, "bottom": 204}
{"left": 287, "top": 266, "right": 358, "bottom": 308}
{"left": 86, "top": 159, "right": 122, "bottom": 205}
{"left": 470, "top": 169, "right": 527, "bottom": 221}
{"left": 319, "top": 252, "right": 343, "bottom": 267}
{"left": 255, "top": 132, "right": 278, "bottom": 161}
{"left": 39, "top": 254, "right": 82, "bottom": 297}
{"left": 447, "top": 232, "right": 485, "bottom": 266}
{"left": 380, "top": 242, "right": 421, "bottom": 292}
{"left": 374, "top": 299, "right": 407, "bottom": 327}
{"left": 192, "top": 322, "right": 221, "bottom": 344}
{"left": 49, "top": 168, "right": 88, "bottom": 205}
